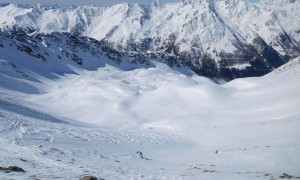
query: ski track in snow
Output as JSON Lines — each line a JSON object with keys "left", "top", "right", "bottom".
{"left": 0, "top": 108, "right": 185, "bottom": 179}
{"left": 0, "top": 60, "right": 300, "bottom": 179}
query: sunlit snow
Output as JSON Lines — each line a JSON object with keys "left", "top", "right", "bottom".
{"left": 0, "top": 57, "right": 299, "bottom": 179}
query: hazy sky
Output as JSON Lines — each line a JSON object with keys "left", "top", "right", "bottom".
{"left": 1, "top": 0, "right": 260, "bottom": 7}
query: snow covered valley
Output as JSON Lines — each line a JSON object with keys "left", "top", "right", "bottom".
{"left": 0, "top": 58, "right": 300, "bottom": 179}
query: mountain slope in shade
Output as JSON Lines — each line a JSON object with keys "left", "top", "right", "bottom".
{"left": 1, "top": 1, "right": 300, "bottom": 179}
{"left": 0, "top": 0, "right": 299, "bottom": 79}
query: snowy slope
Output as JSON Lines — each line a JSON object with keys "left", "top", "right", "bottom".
{"left": 0, "top": 1, "right": 300, "bottom": 179}
{"left": 0, "top": 0, "right": 299, "bottom": 50}
{"left": 0, "top": 55, "right": 300, "bottom": 179}
{"left": 0, "top": 0, "right": 299, "bottom": 79}
{"left": 267, "top": 56, "right": 300, "bottom": 75}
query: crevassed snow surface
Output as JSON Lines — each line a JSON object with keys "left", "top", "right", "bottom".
{"left": 0, "top": 59, "right": 300, "bottom": 179}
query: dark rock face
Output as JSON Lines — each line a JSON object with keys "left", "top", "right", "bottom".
{"left": 279, "top": 173, "right": 300, "bottom": 179}
{"left": 0, "top": 166, "right": 25, "bottom": 173}
{"left": 135, "top": 151, "right": 144, "bottom": 159}
{"left": 0, "top": 29, "right": 298, "bottom": 81}
{"left": 100, "top": 33, "right": 298, "bottom": 80}
{"left": 1, "top": 1, "right": 299, "bottom": 80}
{"left": 0, "top": 38, "right": 3, "bottom": 48}
{"left": 134, "top": 151, "right": 151, "bottom": 160}
{"left": 79, "top": 176, "right": 102, "bottom": 180}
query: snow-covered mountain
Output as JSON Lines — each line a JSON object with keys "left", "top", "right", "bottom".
{"left": 1, "top": 1, "right": 300, "bottom": 178}
{"left": 0, "top": 0, "right": 299, "bottom": 79}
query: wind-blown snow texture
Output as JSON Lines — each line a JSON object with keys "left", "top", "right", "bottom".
{"left": 0, "top": 54, "right": 300, "bottom": 179}
{"left": 0, "top": 0, "right": 299, "bottom": 79}
{"left": 0, "top": 0, "right": 300, "bottom": 179}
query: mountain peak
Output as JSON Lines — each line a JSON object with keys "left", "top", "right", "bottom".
{"left": 182, "top": 0, "right": 214, "bottom": 5}
{"left": 260, "top": 0, "right": 297, "bottom": 8}
{"left": 0, "top": 0, "right": 299, "bottom": 80}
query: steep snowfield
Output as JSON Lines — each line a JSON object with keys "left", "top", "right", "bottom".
{"left": 0, "top": 56, "right": 300, "bottom": 179}
{"left": 0, "top": 0, "right": 299, "bottom": 178}
{"left": 1, "top": 1, "right": 299, "bottom": 80}
{"left": 0, "top": 0, "right": 299, "bottom": 56}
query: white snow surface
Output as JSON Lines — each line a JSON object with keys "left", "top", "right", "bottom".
{"left": 0, "top": 53, "right": 300, "bottom": 179}
{"left": 0, "top": 0, "right": 299, "bottom": 55}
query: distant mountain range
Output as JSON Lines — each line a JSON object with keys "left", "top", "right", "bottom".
{"left": 0, "top": 0, "right": 299, "bottom": 80}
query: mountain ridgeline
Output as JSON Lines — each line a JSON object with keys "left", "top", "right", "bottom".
{"left": 0, "top": 0, "right": 299, "bottom": 80}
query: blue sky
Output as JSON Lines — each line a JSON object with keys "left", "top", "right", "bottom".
{"left": 1, "top": 0, "right": 259, "bottom": 7}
